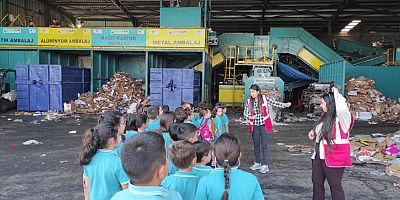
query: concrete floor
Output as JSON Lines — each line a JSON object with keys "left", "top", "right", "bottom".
{"left": 0, "top": 111, "right": 399, "bottom": 200}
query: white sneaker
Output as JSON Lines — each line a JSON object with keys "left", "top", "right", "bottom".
{"left": 259, "top": 165, "right": 269, "bottom": 174}
{"left": 250, "top": 162, "right": 262, "bottom": 171}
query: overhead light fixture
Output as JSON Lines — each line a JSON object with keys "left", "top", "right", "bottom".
{"left": 341, "top": 28, "right": 351, "bottom": 32}
{"left": 340, "top": 20, "right": 361, "bottom": 33}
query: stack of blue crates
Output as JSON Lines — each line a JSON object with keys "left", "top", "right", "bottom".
{"left": 15, "top": 64, "right": 90, "bottom": 111}
{"left": 150, "top": 68, "right": 201, "bottom": 110}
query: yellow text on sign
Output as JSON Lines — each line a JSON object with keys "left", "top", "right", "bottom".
{"left": 38, "top": 28, "right": 92, "bottom": 47}
{"left": 146, "top": 29, "right": 206, "bottom": 48}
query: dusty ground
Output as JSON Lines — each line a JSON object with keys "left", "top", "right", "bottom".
{"left": 0, "top": 110, "right": 399, "bottom": 200}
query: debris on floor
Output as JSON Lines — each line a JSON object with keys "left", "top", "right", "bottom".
{"left": 350, "top": 130, "right": 400, "bottom": 177}
{"left": 282, "top": 144, "right": 313, "bottom": 153}
{"left": 68, "top": 130, "right": 77, "bottom": 134}
{"left": 72, "top": 72, "right": 146, "bottom": 114}
{"left": 13, "top": 119, "right": 23, "bottom": 122}
{"left": 22, "top": 140, "right": 43, "bottom": 145}
{"left": 345, "top": 76, "right": 400, "bottom": 123}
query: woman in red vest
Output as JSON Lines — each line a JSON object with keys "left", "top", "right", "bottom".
{"left": 308, "top": 87, "right": 354, "bottom": 200}
{"left": 244, "top": 84, "right": 291, "bottom": 174}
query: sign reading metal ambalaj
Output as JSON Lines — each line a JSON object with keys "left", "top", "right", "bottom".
{"left": 0, "top": 27, "right": 37, "bottom": 45}
{"left": 146, "top": 29, "right": 206, "bottom": 48}
{"left": 92, "top": 28, "right": 146, "bottom": 47}
{"left": 38, "top": 28, "right": 91, "bottom": 47}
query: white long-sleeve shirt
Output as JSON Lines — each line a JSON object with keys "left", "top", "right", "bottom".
{"left": 311, "top": 90, "right": 352, "bottom": 160}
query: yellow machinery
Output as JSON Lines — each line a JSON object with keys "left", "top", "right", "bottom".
{"left": 219, "top": 45, "right": 275, "bottom": 107}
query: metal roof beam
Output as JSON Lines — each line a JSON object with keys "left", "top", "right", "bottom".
{"left": 109, "top": 0, "right": 137, "bottom": 26}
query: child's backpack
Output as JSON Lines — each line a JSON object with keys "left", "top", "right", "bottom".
{"left": 198, "top": 118, "right": 213, "bottom": 142}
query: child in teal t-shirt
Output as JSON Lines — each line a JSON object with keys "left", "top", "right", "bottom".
{"left": 208, "top": 106, "right": 223, "bottom": 138}
{"left": 116, "top": 113, "right": 148, "bottom": 156}
{"left": 79, "top": 123, "right": 130, "bottom": 200}
{"left": 111, "top": 132, "right": 182, "bottom": 200}
{"left": 145, "top": 105, "right": 161, "bottom": 131}
{"left": 162, "top": 141, "right": 199, "bottom": 200}
{"left": 194, "top": 134, "right": 264, "bottom": 200}
{"left": 193, "top": 141, "right": 213, "bottom": 178}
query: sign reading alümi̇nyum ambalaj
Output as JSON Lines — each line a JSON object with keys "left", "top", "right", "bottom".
{"left": 92, "top": 28, "right": 146, "bottom": 47}
{"left": 146, "top": 29, "right": 206, "bottom": 48}
{"left": 0, "top": 27, "right": 37, "bottom": 45}
{"left": 38, "top": 28, "right": 91, "bottom": 47}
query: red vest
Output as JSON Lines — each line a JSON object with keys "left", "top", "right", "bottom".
{"left": 323, "top": 115, "right": 354, "bottom": 168}
{"left": 246, "top": 95, "right": 273, "bottom": 134}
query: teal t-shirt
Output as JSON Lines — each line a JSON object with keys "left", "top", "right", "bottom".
{"left": 145, "top": 119, "right": 161, "bottom": 131}
{"left": 207, "top": 117, "right": 222, "bottom": 137}
{"left": 111, "top": 183, "right": 182, "bottom": 200}
{"left": 125, "top": 130, "right": 139, "bottom": 141}
{"left": 220, "top": 113, "right": 229, "bottom": 133}
{"left": 83, "top": 149, "right": 130, "bottom": 200}
{"left": 162, "top": 132, "right": 173, "bottom": 149}
{"left": 115, "top": 130, "right": 139, "bottom": 157}
{"left": 191, "top": 114, "right": 200, "bottom": 128}
{"left": 194, "top": 168, "right": 264, "bottom": 200}
{"left": 192, "top": 165, "right": 213, "bottom": 179}
{"left": 162, "top": 171, "right": 200, "bottom": 200}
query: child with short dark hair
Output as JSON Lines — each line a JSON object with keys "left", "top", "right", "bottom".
{"left": 145, "top": 105, "right": 161, "bottom": 131}
{"left": 216, "top": 103, "right": 229, "bottom": 133}
{"left": 160, "top": 111, "right": 176, "bottom": 148}
{"left": 161, "top": 105, "right": 170, "bottom": 113}
{"left": 78, "top": 123, "right": 129, "bottom": 200}
{"left": 167, "top": 123, "right": 199, "bottom": 175}
{"left": 194, "top": 134, "right": 264, "bottom": 200}
{"left": 169, "top": 123, "right": 199, "bottom": 143}
{"left": 125, "top": 113, "right": 148, "bottom": 140}
{"left": 175, "top": 107, "right": 190, "bottom": 124}
{"left": 111, "top": 132, "right": 182, "bottom": 200}
{"left": 193, "top": 141, "right": 213, "bottom": 178}
{"left": 162, "top": 141, "right": 199, "bottom": 200}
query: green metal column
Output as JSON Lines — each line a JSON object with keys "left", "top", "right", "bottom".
{"left": 201, "top": 50, "right": 206, "bottom": 102}
{"left": 203, "top": 0, "right": 207, "bottom": 28}
{"left": 90, "top": 50, "right": 94, "bottom": 94}
{"left": 145, "top": 51, "right": 149, "bottom": 96}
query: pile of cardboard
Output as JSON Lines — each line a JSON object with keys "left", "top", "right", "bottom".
{"left": 350, "top": 131, "right": 400, "bottom": 178}
{"left": 345, "top": 76, "right": 400, "bottom": 122}
{"left": 261, "top": 87, "right": 281, "bottom": 101}
{"left": 72, "top": 72, "right": 146, "bottom": 113}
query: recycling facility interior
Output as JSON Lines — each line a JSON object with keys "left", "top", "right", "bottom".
{"left": 0, "top": 0, "right": 400, "bottom": 198}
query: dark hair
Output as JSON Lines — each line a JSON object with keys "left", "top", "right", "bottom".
{"left": 133, "top": 114, "right": 148, "bottom": 130}
{"left": 248, "top": 84, "right": 263, "bottom": 113}
{"left": 175, "top": 108, "right": 190, "bottom": 123}
{"left": 212, "top": 106, "right": 223, "bottom": 119}
{"left": 181, "top": 101, "right": 191, "bottom": 108}
{"left": 125, "top": 113, "right": 136, "bottom": 131}
{"left": 168, "top": 123, "right": 197, "bottom": 141}
{"left": 97, "top": 111, "right": 122, "bottom": 125}
{"left": 161, "top": 105, "right": 169, "bottom": 113}
{"left": 215, "top": 103, "right": 227, "bottom": 109}
{"left": 198, "top": 101, "right": 208, "bottom": 109}
{"left": 170, "top": 141, "right": 196, "bottom": 169}
{"left": 194, "top": 141, "right": 212, "bottom": 163}
{"left": 160, "top": 111, "right": 176, "bottom": 132}
{"left": 313, "top": 92, "right": 337, "bottom": 148}
{"left": 147, "top": 105, "right": 159, "bottom": 120}
{"left": 78, "top": 123, "right": 119, "bottom": 166}
{"left": 214, "top": 133, "right": 241, "bottom": 200}
{"left": 199, "top": 107, "right": 211, "bottom": 118}
{"left": 121, "top": 131, "right": 167, "bottom": 184}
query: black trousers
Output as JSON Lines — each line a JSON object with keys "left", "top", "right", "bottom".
{"left": 252, "top": 125, "right": 269, "bottom": 165}
{"left": 312, "top": 143, "right": 345, "bottom": 200}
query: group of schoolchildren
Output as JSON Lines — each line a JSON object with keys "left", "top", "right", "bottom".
{"left": 78, "top": 101, "right": 264, "bottom": 200}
